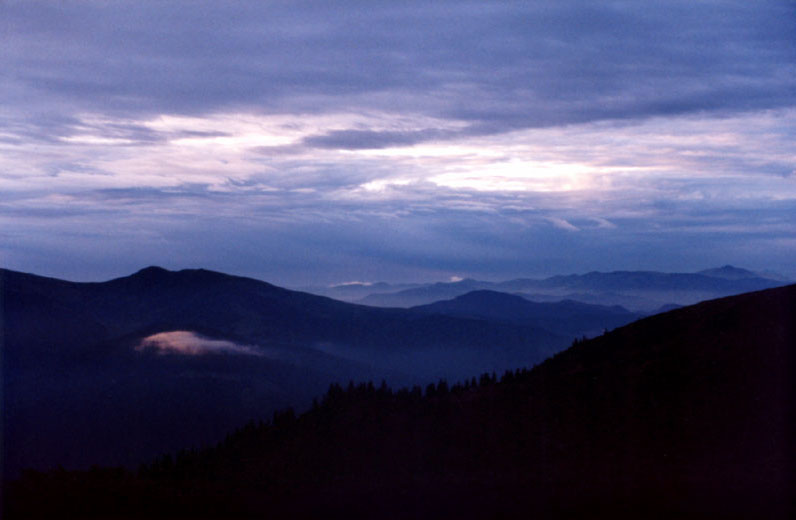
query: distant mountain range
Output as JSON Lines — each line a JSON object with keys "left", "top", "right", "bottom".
{"left": 6, "top": 283, "right": 793, "bottom": 518}
{"left": 304, "top": 265, "right": 789, "bottom": 310}
{"left": 3, "top": 266, "right": 640, "bottom": 477}
{"left": 300, "top": 280, "right": 425, "bottom": 301}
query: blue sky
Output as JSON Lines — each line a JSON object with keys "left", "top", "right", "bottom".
{"left": 2, "top": 1, "right": 795, "bottom": 285}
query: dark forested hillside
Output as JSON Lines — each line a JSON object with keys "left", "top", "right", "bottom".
{"left": 5, "top": 284, "right": 793, "bottom": 519}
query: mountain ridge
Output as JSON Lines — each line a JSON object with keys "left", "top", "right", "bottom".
{"left": 411, "top": 289, "right": 643, "bottom": 337}
{"left": 352, "top": 266, "right": 787, "bottom": 309}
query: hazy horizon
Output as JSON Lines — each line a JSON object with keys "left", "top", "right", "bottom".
{"left": 2, "top": 1, "right": 794, "bottom": 286}
{"left": 3, "top": 262, "right": 791, "bottom": 291}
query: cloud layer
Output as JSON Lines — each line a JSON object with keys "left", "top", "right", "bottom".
{"left": 1, "top": 1, "right": 794, "bottom": 283}
{"left": 137, "top": 331, "right": 263, "bottom": 357}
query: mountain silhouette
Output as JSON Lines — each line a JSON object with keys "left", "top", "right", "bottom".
{"left": 5, "top": 284, "right": 793, "bottom": 518}
{"left": 412, "top": 289, "right": 643, "bottom": 337}
{"left": 2, "top": 266, "right": 568, "bottom": 477}
{"left": 697, "top": 264, "right": 762, "bottom": 280}
{"left": 3, "top": 266, "right": 567, "bottom": 370}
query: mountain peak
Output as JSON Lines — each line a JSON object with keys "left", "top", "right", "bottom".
{"left": 132, "top": 266, "right": 172, "bottom": 278}
{"left": 698, "top": 265, "right": 758, "bottom": 280}
{"left": 137, "top": 265, "right": 170, "bottom": 274}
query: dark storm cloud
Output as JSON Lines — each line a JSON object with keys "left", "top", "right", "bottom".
{"left": 3, "top": 0, "right": 794, "bottom": 142}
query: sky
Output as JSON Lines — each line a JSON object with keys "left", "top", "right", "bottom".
{"left": 2, "top": 0, "right": 795, "bottom": 286}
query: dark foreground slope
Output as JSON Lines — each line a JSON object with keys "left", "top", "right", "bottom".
{"left": 5, "top": 285, "right": 794, "bottom": 519}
